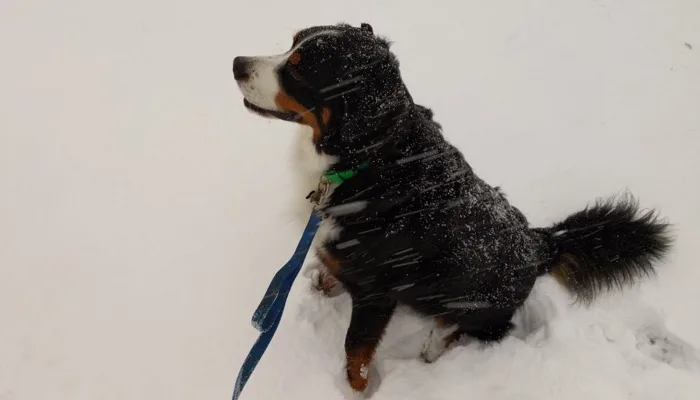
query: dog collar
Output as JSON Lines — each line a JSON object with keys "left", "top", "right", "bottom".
{"left": 307, "top": 162, "right": 370, "bottom": 206}
{"left": 323, "top": 162, "right": 369, "bottom": 184}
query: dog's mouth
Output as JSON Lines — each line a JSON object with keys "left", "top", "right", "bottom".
{"left": 243, "top": 99, "right": 301, "bottom": 122}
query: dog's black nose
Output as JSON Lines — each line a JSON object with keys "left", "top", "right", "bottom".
{"left": 233, "top": 56, "right": 251, "bottom": 81}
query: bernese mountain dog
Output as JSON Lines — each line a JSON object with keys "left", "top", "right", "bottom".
{"left": 232, "top": 22, "right": 671, "bottom": 395}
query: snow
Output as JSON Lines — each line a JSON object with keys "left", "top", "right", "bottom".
{"left": 1, "top": 1, "right": 699, "bottom": 399}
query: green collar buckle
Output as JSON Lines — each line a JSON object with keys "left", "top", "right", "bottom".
{"left": 323, "top": 162, "right": 370, "bottom": 184}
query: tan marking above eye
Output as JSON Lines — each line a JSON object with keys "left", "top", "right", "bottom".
{"left": 288, "top": 52, "right": 301, "bottom": 65}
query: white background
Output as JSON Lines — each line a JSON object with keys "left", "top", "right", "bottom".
{"left": 1, "top": 0, "right": 699, "bottom": 399}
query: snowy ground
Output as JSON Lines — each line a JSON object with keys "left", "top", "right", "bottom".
{"left": 1, "top": 0, "right": 700, "bottom": 399}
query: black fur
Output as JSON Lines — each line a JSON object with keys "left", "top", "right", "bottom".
{"left": 235, "top": 23, "right": 673, "bottom": 387}
{"left": 541, "top": 196, "right": 672, "bottom": 303}
{"left": 284, "top": 24, "right": 669, "bottom": 337}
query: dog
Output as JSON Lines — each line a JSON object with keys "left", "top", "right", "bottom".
{"left": 233, "top": 23, "right": 671, "bottom": 395}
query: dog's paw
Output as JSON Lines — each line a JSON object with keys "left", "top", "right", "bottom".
{"left": 420, "top": 325, "right": 460, "bottom": 363}
{"left": 311, "top": 268, "right": 346, "bottom": 298}
{"left": 337, "top": 363, "right": 381, "bottom": 399}
{"left": 420, "top": 328, "right": 447, "bottom": 363}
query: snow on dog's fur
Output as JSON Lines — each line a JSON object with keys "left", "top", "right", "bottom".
{"left": 233, "top": 22, "right": 673, "bottom": 396}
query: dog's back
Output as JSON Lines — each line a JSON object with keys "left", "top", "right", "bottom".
{"left": 321, "top": 104, "right": 554, "bottom": 336}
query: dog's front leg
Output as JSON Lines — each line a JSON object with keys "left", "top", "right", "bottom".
{"left": 344, "top": 294, "right": 396, "bottom": 395}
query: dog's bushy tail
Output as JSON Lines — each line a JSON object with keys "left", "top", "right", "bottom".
{"left": 541, "top": 196, "right": 672, "bottom": 303}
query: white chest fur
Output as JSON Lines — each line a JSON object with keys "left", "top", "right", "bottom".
{"left": 288, "top": 127, "right": 341, "bottom": 257}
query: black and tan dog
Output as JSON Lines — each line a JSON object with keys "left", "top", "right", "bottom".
{"left": 233, "top": 23, "right": 671, "bottom": 395}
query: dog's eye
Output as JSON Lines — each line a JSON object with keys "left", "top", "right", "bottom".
{"left": 286, "top": 66, "right": 305, "bottom": 83}
{"left": 284, "top": 62, "right": 313, "bottom": 88}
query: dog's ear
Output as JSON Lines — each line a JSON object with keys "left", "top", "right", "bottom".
{"left": 360, "top": 23, "right": 374, "bottom": 34}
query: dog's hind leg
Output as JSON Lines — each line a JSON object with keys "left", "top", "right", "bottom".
{"left": 460, "top": 309, "right": 516, "bottom": 342}
{"left": 420, "top": 309, "right": 517, "bottom": 363}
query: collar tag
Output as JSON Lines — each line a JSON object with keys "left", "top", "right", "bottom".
{"left": 307, "top": 178, "right": 332, "bottom": 206}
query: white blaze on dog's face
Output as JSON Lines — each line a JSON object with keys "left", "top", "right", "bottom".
{"left": 233, "top": 53, "right": 289, "bottom": 112}
{"left": 232, "top": 29, "right": 339, "bottom": 123}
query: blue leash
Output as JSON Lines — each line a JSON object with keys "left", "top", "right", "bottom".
{"left": 232, "top": 211, "right": 322, "bottom": 400}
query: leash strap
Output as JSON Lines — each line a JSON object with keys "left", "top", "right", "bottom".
{"left": 232, "top": 211, "right": 322, "bottom": 400}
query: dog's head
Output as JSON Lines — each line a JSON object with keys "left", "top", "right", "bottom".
{"left": 233, "top": 23, "right": 411, "bottom": 156}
